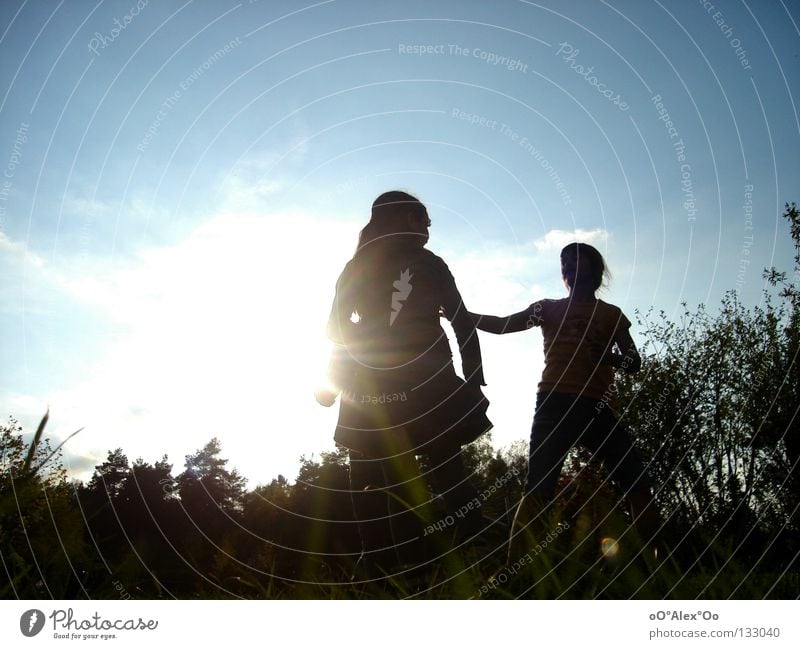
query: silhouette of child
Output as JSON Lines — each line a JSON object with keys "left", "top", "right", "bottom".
{"left": 470, "top": 242, "right": 660, "bottom": 561}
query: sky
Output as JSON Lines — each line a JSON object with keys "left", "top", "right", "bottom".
{"left": 1, "top": 0, "right": 799, "bottom": 487}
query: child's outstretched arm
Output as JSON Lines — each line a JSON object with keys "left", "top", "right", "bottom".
{"left": 468, "top": 304, "right": 541, "bottom": 335}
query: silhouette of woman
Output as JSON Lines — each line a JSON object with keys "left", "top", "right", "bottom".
{"left": 317, "top": 190, "right": 492, "bottom": 573}
{"left": 470, "top": 243, "right": 661, "bottom": 562}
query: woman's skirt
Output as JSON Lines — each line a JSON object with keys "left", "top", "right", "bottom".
{"left": 333, "top": 356, "right": 492, "bottom": 458}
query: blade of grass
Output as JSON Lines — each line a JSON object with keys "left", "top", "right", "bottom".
{"left": 21, "top": 410, "right": 49, "bottom": 475}
{"left": 30, "top": 427, "right": 84, "bottom": 476}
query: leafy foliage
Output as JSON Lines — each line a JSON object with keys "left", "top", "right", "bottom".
{"left": 0, "top": 415, "right": 88, "bottom": 598}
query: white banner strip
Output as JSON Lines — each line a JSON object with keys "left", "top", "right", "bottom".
{"left": 1, "top": 600, "right": 798, "bottom": 648}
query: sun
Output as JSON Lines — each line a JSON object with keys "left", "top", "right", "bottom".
{"left": 49, "top": 210, "right": 358, "bottom": 484}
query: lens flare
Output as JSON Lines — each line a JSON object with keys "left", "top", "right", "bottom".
{"left": 601, "top": 536, "right": 619, "bottom": 558}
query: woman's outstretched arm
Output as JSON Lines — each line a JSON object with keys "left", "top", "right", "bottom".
{"left": 439, "top": 263, "right": 487, "bottom": 386}
{"left": 468, "top": 304, "right": 541, "bottom": 334}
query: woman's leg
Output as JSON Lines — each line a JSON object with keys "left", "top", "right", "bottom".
{"left": 349, "top": 449, "right": 430, "bottom": 572}
{"left": 426, "top": 446, "right": 482, "bottom": 538}
{"left": 348, "top": 450, "right": 395, "bottom": 573}
{"left": 378, "top": 451, "right": 431, "bottom": 566}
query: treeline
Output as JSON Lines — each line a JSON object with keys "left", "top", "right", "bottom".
{"left": 1, "top": 424, "right": 528, "bottom": 598}
{"left": 2, "top": 204, "right": 799, "bottom": 599}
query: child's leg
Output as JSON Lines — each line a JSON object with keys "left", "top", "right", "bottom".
{"left": 626, "top": 486, "right": 662, "bottom": 547}
{"left": 525, "top": 393, "right": 592, "bottom": 501}
{"left": 509, "top": 393, "right": 580, "bottom": 564}
{"left": 585, "top": 412, "right": 662, "bottom": 551}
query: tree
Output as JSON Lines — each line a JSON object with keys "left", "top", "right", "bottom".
{"left": 174, "top": 438, "right": 247, "bottom": 578}
{"left": 178, "top": 439, "right": 246, "bottom": 512}
{"left": 78, "top": 449, "right": 132, "bottom": 565}
{"left": 763, "top": 202, "right": 800, "bottom": 472}
{"left": 85, "top": 448, "right": 130, "bottom": 501}
{"left": 614, "top": 202, "right": 800, "bottom": 559}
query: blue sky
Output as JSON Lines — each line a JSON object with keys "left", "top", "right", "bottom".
{"left": 1, "top": 0, "right": 798, "bottom": 485}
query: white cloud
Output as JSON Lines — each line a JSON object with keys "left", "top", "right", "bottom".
{"left": 218, "top": 149, "right": 298, "bottom": 212}
{"left": 0, "top": 232, "right": 54, "bottom": 318}
{"left": 220, "top": 175, "right": 284, "bottom": 211}
{"left": 532, "top": 228, "right": 608, "bottom": 252}
{"left": 0, "top": 231, "right": 45, "bottom": 267}
{"left": 61, "top": 195, "right": 114, "bottom": 221}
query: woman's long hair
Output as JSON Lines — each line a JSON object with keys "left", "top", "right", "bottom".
{"left": 337, "top": 191, "right": 429, "bottom": 332}
{"left": 354, "top": 190, "right": 429, "bottom": 257}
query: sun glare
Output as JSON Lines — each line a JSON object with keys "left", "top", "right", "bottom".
{"left": 45, "top": 210, "right": 357, "bottom": 484}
